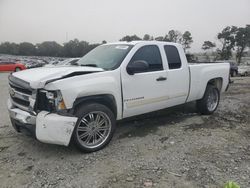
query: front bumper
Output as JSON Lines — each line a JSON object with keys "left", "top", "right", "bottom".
{"left": 8, "top": 99, "right": 78, "bottom": 146}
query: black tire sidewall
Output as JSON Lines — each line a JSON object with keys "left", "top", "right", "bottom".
{"left": 72, "top": 103, "right": 116, "bottom": 152}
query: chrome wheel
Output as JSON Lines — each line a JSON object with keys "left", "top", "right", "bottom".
{"left": 76, "top": 111, "right": 112, "bottom": 149}
{"left": 207, "top": 88, "right": 219, "bottom": 112}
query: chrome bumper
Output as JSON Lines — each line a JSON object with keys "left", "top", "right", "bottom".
{"left": 8, "top": 98, "right": 78, "bottom": 146}
{"left": 8, "top": 99, "right": 36, "bottom": 125}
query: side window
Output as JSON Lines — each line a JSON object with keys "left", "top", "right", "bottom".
{"left": 164, "top": 45, "right": 182, "bottom": 69}
{"left": 130, "top": 45, "right": 163, "bottom": 72}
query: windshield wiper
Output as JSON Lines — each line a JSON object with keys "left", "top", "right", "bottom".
{"left": 80, "top": 64, "right": 98, "bottom": 67}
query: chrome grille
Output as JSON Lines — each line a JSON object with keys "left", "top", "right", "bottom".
{"left": 9, "top": 82, "right": 32, "bottom": 95}
{"left": 8, "top": 74, "right": 36, "bottom": 113}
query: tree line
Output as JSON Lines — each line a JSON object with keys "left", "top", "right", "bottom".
{"left": 0, "top": 30, "right": 193, "bottom": 58}
{"left": 119, "top": 30, "right": 193, "bottom": 53}
{"left": 0, "top": 39, "right": 101, "bottom": 58}
{"left": 0, "top": 25, "right": 249, "bottom": 63}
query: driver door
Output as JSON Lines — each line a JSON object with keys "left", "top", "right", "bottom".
{"left": 121, "top": 45, "right": 169, "bottom": 118}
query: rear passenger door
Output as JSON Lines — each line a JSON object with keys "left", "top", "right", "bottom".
{"left": 163, "top": 45, "right": 189, "bottom": 106}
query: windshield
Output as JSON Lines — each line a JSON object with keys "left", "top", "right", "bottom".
{"left": 77, "top": 44, "right": 133, "bottom": 70}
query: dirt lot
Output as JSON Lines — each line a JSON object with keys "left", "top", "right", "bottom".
{"left": 0, "top": 72, "right": 250, "bottom": 188}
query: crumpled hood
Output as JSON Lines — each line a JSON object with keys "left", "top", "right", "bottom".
{"left": 12, "top": 66, "right": 104, "bottom": 89}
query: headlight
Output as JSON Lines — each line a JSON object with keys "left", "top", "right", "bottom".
{"left": 44, "top": 90, "right": 66, "bottom": 111}
{"left": 46, "top": 91, "right": 55, "bottom": 99}
{"left": 55, "top": 91, "right": 66, "bottom": 110}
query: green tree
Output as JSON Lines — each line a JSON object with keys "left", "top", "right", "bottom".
{"left": 62, "top": 39, "right": 81, "bottom": 57}
{"left": 202, "top": 41, "right": 216, "bottom": 61}
{"left": 62, "top": 39, "right": 97, "bottom": 57}
{"left": 119, "top": 35, "right": 142, "bottom": 42}
{"left": 36, "top": 41, "right": 62, "bottom": 56}
{"left": 78, "top": 40, "right": 91, "bottom": 56}
{"left": 168, "top": 30, "right": 182, "bottom": 43}
{"left": 217, "top": 26, "right": 238, "bottom": 60}
{"left": 143, "top": 34, "right": 151, "bottom": 41}
{"left": 0, "top": 42, "right": 19, "bottom": 55}
{"left": 18, "top": 42, "right": 36, "bottom": 56}
{"left": 235, "top": 25, "right": 250, "bottom": 64}
{"left": 202, "top": 41, "right": 216, "bottom": 50}
{"left": 182, "top": 31, "right": 193, "bottom": 52}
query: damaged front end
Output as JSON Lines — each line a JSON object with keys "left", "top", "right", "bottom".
{"left": 8, "top": 74, "right": 78, "bottom": 146}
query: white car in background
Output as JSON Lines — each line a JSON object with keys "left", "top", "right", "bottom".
{"left": 238, "top": 66, "right": 250, "bottom": 76}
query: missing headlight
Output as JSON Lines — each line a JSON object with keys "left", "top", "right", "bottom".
{"left": 36, "top": 90, "right": 66, "bottom": 112}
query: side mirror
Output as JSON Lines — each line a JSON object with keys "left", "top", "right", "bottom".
{"left": 127, "top": 60, "right": 149, "bottom": 75}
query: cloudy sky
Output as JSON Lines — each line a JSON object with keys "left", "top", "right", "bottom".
{"left": 0, "top": 0, "right": 249, "bottom": 52}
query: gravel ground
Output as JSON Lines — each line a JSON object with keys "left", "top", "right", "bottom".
{"left": 0, "top": 72, "right": 250, "bottom": 188}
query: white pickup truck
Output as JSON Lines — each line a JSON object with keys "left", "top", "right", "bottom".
{"left": 8, "top": 41, "right": 230, "bottom": 152}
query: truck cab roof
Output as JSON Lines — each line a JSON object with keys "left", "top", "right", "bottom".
{"left": 105, "top": 40, "right": 181, "bottom": 47}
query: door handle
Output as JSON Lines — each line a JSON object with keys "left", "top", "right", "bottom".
{"left": 156, "top": 76, "right": 167, "bottom": 81}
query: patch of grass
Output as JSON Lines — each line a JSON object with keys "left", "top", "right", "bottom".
{"left": 224, "top": 181, "right": 240, "bottom": 188}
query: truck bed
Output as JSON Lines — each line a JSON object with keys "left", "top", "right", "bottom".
{"left": 187, "top": 63, "right": 230, "bottom": 102}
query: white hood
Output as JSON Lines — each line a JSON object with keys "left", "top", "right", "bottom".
{"left": 12, "top": 66, "right": 104, "bottom": 88}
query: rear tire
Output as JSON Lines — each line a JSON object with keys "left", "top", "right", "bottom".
{"left": 197, "top": 85, "right": 220, "bottom": 115}
{"left": 72, "top": 103, "right": 116, "bottom": 152}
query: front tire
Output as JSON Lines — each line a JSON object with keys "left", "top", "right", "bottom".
{"left": 197, "top": 85, "right": 220, "bottom": 115}
{"left": 73, "top": 103, "right": 116, "bottom": 152}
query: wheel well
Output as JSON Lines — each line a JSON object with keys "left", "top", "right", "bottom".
{"left": 73, "top": 94, "right": 117, "bottom": 118}
{"left": 15, "top": 67, "right": 21, "bottom": 71}
{"left": 207, "top": 78, "right": 223, "bottom": 91}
